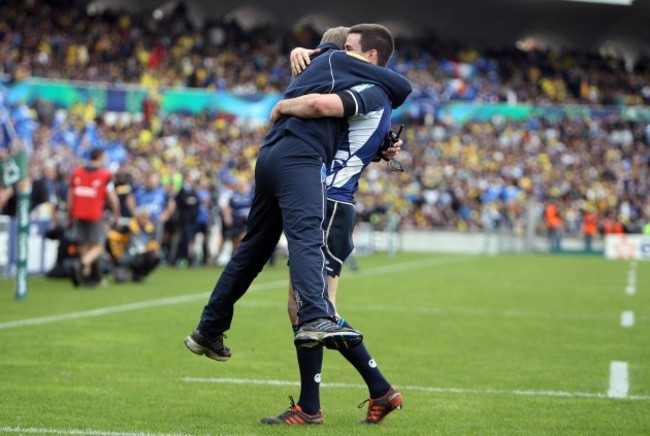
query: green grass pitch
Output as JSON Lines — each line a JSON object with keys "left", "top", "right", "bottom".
{"left": 1, "top": 252, "right": 648, "bottom": 435}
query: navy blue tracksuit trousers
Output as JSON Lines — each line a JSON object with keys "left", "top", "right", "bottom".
{"left": 198, "top": 135, "right": 335, "bottom": 337}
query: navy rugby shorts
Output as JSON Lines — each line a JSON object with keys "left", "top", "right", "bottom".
{"left": 323, "top": 198, "right": 356, "bottom": 277}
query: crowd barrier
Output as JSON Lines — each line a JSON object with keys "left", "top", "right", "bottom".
{"left": 604, "top": 234, "right": 650, "bottom": 260}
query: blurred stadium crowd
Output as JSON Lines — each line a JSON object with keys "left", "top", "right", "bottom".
{"left": 3, "top": 1, "right": 650, "bottom": 104}
{"left": 1, "top": 0, "right": 650, "bottom": 266}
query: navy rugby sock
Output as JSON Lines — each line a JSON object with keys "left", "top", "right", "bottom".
{"left": 293, "top": 325, "right": 323, "bottom": 415}
{"left": 337, "top": 317, "right": 391, "bottom": 399}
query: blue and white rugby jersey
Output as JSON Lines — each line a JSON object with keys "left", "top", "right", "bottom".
{"left": 134, "top": 186, "right": 169, "bottom": 224}
{"left": 326, "top": 82, "right": 393, "bottom": 203}
{"left": 229, "top": 188, "right": 254, "bottom": 221}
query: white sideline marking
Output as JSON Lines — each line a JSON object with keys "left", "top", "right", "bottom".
{"left": 0, "top": 427, "right": 187, "bottom": 436}
{"left": 626, "top": 262, "right": 637, "bottom": 295}
{"left": 182, "top": 376, "right": 650, "bottom": 401}
{"left": 608, "top": 361, "right": 629, "bottom": 399}
{"left": 0, "top": 293, "right": 209, "bottom": 329}
{"left": 0, "top": 256, "right": 473, "bottom": 330}
{"left": 621, "top": 311, "right": 635, "bottom": 328}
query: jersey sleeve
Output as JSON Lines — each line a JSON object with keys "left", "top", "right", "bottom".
{"left": 349, "top": 84, "right": 389, "bottom": 116}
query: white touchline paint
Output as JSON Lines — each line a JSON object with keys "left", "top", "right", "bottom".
{"left": 2, "top": 373, "right": 644, "bottom": 436}
{"left": 5, "top": 298, "right": 615, "bottom": 328}
{"left": 0, "top": 427, "right": 187, "bottom": 436}
{"left": 608, "top": 361, "right": 629, "bottom": 399}
{"left": 0, "top": 293, "right": 209, "bottom": 329}
{"left": 621, "top": 311, "right": 635, "bottom": 328}
{"left": 181, "top": 376, "right": 650, "bottom": 401}
{"left": 626, "top": 262, "right": 637, "bottom": 295}
{"left": 0, "top": 256, "right": 473, "bottom": 330}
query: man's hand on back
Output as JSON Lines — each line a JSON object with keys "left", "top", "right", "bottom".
{"left": 290, "top": 47, "right": 320, "bottom": 76}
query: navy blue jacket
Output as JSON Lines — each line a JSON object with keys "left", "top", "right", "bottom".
{"left": 264, "top": 43, "right": 413, "bottom": 165}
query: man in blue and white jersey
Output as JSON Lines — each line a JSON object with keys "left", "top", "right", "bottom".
{"left": 224, "top": 176, "right": 254, "bottom": 254}
{"left": 134, "top": 171, "right": 176, "bottom": 235}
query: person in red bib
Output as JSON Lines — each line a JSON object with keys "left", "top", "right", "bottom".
{"left": 67, "top": 147, "right": 120, "bottom": 287}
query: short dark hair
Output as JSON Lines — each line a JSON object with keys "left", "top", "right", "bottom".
{"left": 90, "top": 147, "right": 105, "bottom": 161}
{"left": 348, "top": 23, "right": 394, "bottom": 67}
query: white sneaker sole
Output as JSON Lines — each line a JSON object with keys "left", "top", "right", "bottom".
{"left": 184, "top": 335, "right": 230, "bottom": 362}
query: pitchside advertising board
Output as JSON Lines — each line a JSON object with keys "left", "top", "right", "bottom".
{"left": 0, "top": 215, "right": 58, "bottom": 277}
{"left": 604, "top": 234, "right": 650, "bottom": 261}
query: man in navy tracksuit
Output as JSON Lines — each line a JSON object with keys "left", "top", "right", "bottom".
{"left": 184, "top": 24, "right": 412, "bottom": 361}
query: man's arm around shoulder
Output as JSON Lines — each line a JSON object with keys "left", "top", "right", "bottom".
{"left": 270, "top": 90, "right": 361, "bottom": 123}
{"left": 271, "top": 93, "right": 343, "bottom": 122}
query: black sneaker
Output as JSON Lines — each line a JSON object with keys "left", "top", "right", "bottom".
{"left": 183, "top": 330, "right": 231, "bottom": 362}
{"left": 71, "top": 259, "right": 83, "bottom": 288}
{"left": 261, "top": 396, "right": 323, "bottom": 425}
{"left": 294, "top": 318, "right": 363, "bottom": 350}
{"left": 358, "top": 385, "right": 403, "bottom": 424}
